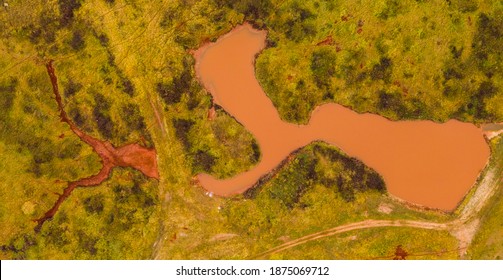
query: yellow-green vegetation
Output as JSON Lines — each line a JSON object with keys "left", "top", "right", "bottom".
{"left": 467, "top": 136, "right": 503, "bottom": 259}
{"left": 0, "top": 0, "right": 257, "bottom": 259}
{"left": 1, "top": 168, "right": 160, "bottom": 259}
{"left": 268, "top": 227, "right": 459, "bottom": 260}
{"left": 0, "top": 0, "right": 501, "bottom": 260}
{"left": 254, "top": 0, "right": 503, "bottom": 123}
{"left": 215, "top": 143, "right": 452, "bottom": 258}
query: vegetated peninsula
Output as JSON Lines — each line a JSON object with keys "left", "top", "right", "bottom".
{"left": 0, "top": 0, "right": 502, "bottom": 260}
{"left": 193, "top": 23, "right": 489, "bottom": 211}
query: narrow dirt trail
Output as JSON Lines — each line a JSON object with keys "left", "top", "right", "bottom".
{"left": 34, "top": 61, "right": 159, "bottom": 232}
{"left": 253, "top": 220, "right": 448, "bottom": 259}
{"left": 253, "top": 154, "right": 502, "bottom": 259}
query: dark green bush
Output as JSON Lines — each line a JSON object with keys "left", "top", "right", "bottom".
{"left": 121, "top": 78, "right": 135, "bottom": 96}
{"left": 156, "top": 82, "right": 182, "bottom": 104}
{"left": 172, "top": 118, "right": 194, "bottom": 150}
{"left": 193, "top": 150, "right": 216, "bottom": 173}
{"left": 377, "top": 0, "right": 402, "bottom": 20}
{"left": 158, "top": 58, "right": 193, "bottom": 104}
{"left": 76, "top": 230, "right": 98, "bottom": 256}
{"left": 83, "top": 195, "right": 105, "bottom": 214}
{"left": 370, "top": 57, "right": 393, "bottom": 82}
{"left": 311, "top": 48, "right": 337, "bottom": 88}
{"left": 251, "top": 140, "right": 260, "bottom": 163}
{"left": 58, "top": 0, "right": 82, "bottom": 26}
{"left": 377, "top": 90, "right": 405, "bottom": 114}
{"left": 64, "top": 79, "right": 82, "bottom": 98}
{"left": 443, "top": 68, "right": 464, "bottom": 80}
{"left": 69, "top": 107, "right": 86, "bottom": 128}
{"left": 472, "top": 13, "right": 503, "bottom": 76}
{"left": 266, "top": 152, "right": 317, "bottom": 208}
{"left": 70, "top": 30, "right": 85, "bottom": 50}
{"left": 1, "top": 233, "right": 37, "bottom": 260}
{"left": 0, "top": 77, "right": 17, "bottom": 116}
{"left": 449, "top": 45, "right": 463, "bottom": 59}
{"left": 121, "top": 104, "right": 147, "bottom": 132}
{"left": 92, "top": 93, "right": 114, "bottom": 139}
{"left": 215, "top": 0, "right": 272, "bottom": 21}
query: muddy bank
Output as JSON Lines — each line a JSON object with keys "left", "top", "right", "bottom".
{"left": 35, "top": 61, "right": 158, "bottom": 231}
{"left": 193, "top": 24, "right": 490, "bottom": 211}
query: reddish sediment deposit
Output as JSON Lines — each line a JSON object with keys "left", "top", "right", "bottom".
{"left": 35, "top": 61, "right": 158, "bottom": 231}
{"left": 193, "top": 24, "right": 490, "bottom": 211}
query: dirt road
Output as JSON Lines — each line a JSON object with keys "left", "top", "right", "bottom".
{"left": 254, "top": 158, "right": 501, "bottom": 259}
{"left": 254, "top": 220, "right": 448, "bottom": 259}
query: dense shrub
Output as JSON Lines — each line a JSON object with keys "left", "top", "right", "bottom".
{"left": 58, "top": 0, "right": 82, "bottom": 26}
{"left": 1, "top": 233, "right": 37, "bottom": 260}
{"left": 251, "top": 140, "right": 260, "bottom": 163}
{"left": 160, "top": 9, "right": 180, "bottom": 28}
{"left": 157, "top": 59, "right": 193, "bottom": 104}
{"left": 472, "top": 13, "right": 503, "bottom": 77}
{"left": 93, "top": 93, "right": 114, "bottom": 139}
{"left": 0, "top": 77, "right": 17, "bottom": 115}
{"left": 313, "top": 144, "right": 386, "bottom": 201}
{"left": 377, "top": 0, "right": 403, "bottom": 20}
{"left": 370, "top": 57, "right": 393, "bottom": 82}
{"left": 267, "top": 152, "right": 317, "bottom": 208}
{"left": 367, "top": 172, "right": 386, "bottom": 192}
{"left": 377, "top": 90, "right": 406, "bottom": 115}
{"left": 97, "top": 33, "right": 109, "bottom": 46}
{"left": 443, "top": 68, "right": 464, "bottom": 80}
{"left": 30, "top": 11, "right": 59, "bottom": 44}
{"left": 156, "top": 82, "right": 182, "bottom": 104}
{"left": 121, "top": 78, "right": 135, "bottom": 96}
{"left": 70, "top": 30, "right": 85, "bottom": 50}
{"left": 26, "top": 137, "right": 56, "bottom": 166}
{"left": 215, "top": 0, "right": 272, "bottom": 21}
{"left": 172, "top": 118, "right": 194, "bottom": 150}
{"left": 311, "top": 48, "right": 337, "bottom": 89}
{"left": 193, "top": 150, "right": 217, "bottom": 173}
{"left": 121, "top": 104, "right": 147, "bottom": 132}
{"left": 76, "top": 231, "right": 98, "bottom": 256}
{"left": 449, "top": 45, "right": 463, "bottom": 59}
{"left": 83, "top": 195, "right": 105, "bottom": 214}
{"left": 471, "top": 81, "right": 497, "bottom": 120}
{"left": 64, "top": 80, "right": 82, "bottom": 98}
{"left": 448, "top": 0, "right": 478, "bottom": 13}
{"left": 94, "top": 109, "right": 114, "bottom": 139}
{"left": 69, "top": 107, "right": 86, "bottom": 128}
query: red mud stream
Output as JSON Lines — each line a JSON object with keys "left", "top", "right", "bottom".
{"left": 35, "top": 61, "right": 158, "bottom": 231}
{"left": 193, "top": 24, "right": 490, "bottom": 211}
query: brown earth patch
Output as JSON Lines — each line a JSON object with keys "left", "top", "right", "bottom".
{"left": 34, "top": 61, "right": 158, "bottom": 232}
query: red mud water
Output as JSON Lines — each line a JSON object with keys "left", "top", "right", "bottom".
{"left": 193, "top": 24, "right": 491, "bottom": 211}
{"left": 35, "top": 61, "right": 158, "bottom": 231}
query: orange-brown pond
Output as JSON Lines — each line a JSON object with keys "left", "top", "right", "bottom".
{"left": 193, "top": 23, "right": 490, "bottom": 211}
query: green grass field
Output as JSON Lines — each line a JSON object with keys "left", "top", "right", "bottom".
{"left": 0, "top": 0, "right": 502, "bottom": 259}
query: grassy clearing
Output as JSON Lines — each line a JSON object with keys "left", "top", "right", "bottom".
{"left": 255, "top": 0, "right": 503, "bottom": 124}
{"left": 0, "top": 0, "right": 165, "bottom": 258}
{"left": 213, "top": 143, "right": 451, "bottom": 258}
{"left": 1, "top": 0, "right": 501, "bottom": 259}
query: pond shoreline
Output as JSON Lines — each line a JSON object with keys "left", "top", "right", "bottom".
{"left": 192, "top": 23, "right": 490, "bottom": 211}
